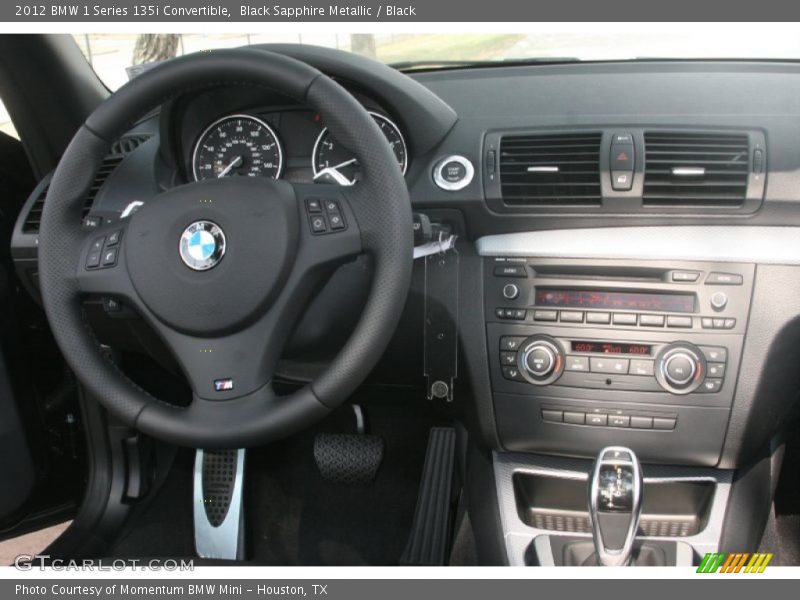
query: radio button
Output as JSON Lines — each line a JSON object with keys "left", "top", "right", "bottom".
{"left": 513, "top": 309, "right": 527, "bottom": 320}
{"left": 629, "top": 359, "right": 655, "bottom": 376}
{"left": 500, "top": 351, "right": 518, "bottom": 366}
{"left": 502, "top": 366, "right": 526, "bottom": 382}
{"left": 639, "top": 314, "right": 665, "bottom": 327}
{"left": 565, "top": 356, "right": 590, "bottom": 372}
{"left": 712, "top": 318, "right": 725, "bottom": 329}
{"left": 587, "top": 414, "right": 608, "bottom": 426}
{"left": 701, "top": 317, "right": 713, "bottom": 329}
{"left": 630, "top": 416, "right": 653, "bottom": 429}
{"left": 667, "top": 315, "right": 693, "bottom": 328}
{"left": 706, "top": 272, "right": 743, "bottom": 285}
{"left": 653, "top": 417, "right": 677, "bottom": 430}
{"left": 700, "top": 346, "right": 727, "bottom": 362}
{"left": 493, "top": 265, "right": 527, "bottom": 278}
{"left": 613, "top": 313, "right": 637, "bottom": 326}
{"left": 724, "top": 318, "right": 736, "bottom": 329}
{"left": 591, "top": 357, "right": 630, "bottom": 374}
{"left": 533, "top": 310, "right": 558, "bottom": 322}
{"left": 563, "top": 411, "right": 586, "bottom": 425}
{"left": 586, "top": 312, "right": 611, "bottom": 324}
{"left": 699, "top": 378, "right": 723, "bottom": 393}
{"left": 502, "top": 283, "right": 520, "bottom": 300}
{"left": 671, "top": 271, "right": 701, "bottom": 283}
{"left": 609, "top": 415, "right": 631, "bottom": 428}
{"left": 560, "top": 311, "right": 584, "bottom": 323}
{"left": 500, "top": 336, "right": 526, "bottom": 351}
{"left": 541, "top": 409, "right": 563, "bottom": 423}
{"left": 707, "top": 362, "right": 726, "bottom": 378}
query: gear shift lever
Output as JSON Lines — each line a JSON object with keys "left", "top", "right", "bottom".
{"left": 587, "top": 446, "right": 643, "bottom": 566}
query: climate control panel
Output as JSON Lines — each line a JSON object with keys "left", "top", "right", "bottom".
{"left": 499, "top": 334, "right": 728, "bottom": 395}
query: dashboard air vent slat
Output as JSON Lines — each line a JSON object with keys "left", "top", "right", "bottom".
{"left": 21, "top": 134, "right": 150, "bottom": 234}
{"left": 499, "top": 132, "right": 602, "bottom": 206}
{"left": 643, "top": 132, "right": 750, "bottom": 206}
{"left": 22, "top": 184, "right": 49, "bottom": 234}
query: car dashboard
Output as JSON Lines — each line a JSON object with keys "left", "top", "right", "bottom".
{"left": 10, "top": 47, "right": 800, "bottom": 566}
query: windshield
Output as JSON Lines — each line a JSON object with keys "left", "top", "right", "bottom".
{"left": 74, "top": 26, "right": 800, "bottom": 90}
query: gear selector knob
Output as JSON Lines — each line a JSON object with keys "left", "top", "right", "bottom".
{"left": 588, "top": 446, "right": 643, "bottom": 566}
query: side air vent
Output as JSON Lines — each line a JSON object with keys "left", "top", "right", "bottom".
{"left": 21, "top": 134, "right": 151, "bottom": 233}
{"left": 21, "top": 183, "right": 49, "bottom": 233}
{"left": 643, "top": 131, "right": 750, "bottom": 206}
{"left": 499, "top": 132, "right": 602, "bottom": 206}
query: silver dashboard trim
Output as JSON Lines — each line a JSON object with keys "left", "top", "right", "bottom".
{"left": 476, "top": 226, "right": 800, "bottom": 264}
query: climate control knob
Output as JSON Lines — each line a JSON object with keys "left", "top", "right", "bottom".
{"left": 655, "top": 342, "right": 706, "bottom": 394}
{"left": 518, "top": 335, "right": 565, "bottom": 385}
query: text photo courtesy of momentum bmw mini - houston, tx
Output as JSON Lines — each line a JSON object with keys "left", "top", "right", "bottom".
{"left": 2, "top": 3, "right": 800, "bottom": 596}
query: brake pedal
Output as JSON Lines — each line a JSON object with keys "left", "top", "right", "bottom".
{"left": 400, "top": 427, "right": 457, "bottom": 565}
{"left": 193, "top": 448, "right": 245, "bottom": 560}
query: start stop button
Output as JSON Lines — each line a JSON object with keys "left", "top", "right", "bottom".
{"left": 433, "top": 155, "right": 474, "bottom": 191}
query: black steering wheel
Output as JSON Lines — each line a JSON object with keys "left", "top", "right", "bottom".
{"left": 38, "top": 48, "right": 413, "bottom": 448}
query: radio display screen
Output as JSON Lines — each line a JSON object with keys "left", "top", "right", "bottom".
{"left": 571, "top": 341, "right": 652, "bottom": 355}
{"left": 535, "top": 289, "right": 695, "bottom": 314}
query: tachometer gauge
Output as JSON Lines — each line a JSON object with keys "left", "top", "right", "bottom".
{"left": 312, "top": 112, "right": 407, "bottom": 185}
{"left": 192, "top": 114, "right": 283, "bottom": 181}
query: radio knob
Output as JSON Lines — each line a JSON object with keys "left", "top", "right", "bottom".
{"left": 710, "top": 292, "right": 728, "bottom": 311}
{"left": 655, "top": 343, "right": 706, "bottom": 395}
{"left": 503, "top": 283, "right": 520, "bottom": 300}
{"left": 519, "top": 335, "right": 564, "bottom": 385}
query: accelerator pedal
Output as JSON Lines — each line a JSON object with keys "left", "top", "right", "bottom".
{"left": 400, "top": 427, "right": 457, "bottom": 565}
{"left": 193, "top": 448, "right": 245, "bottom": 560}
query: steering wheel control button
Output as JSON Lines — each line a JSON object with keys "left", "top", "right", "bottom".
{"left": 306, "top": 198, "right": 346, "bottom": 235}
{"left": 86, "top": 250, "right": 102, "bottom": 269}
{"left": 103, "top": 297, "right": 122, "bottom": 313}
{"left": 502, "top": 283, "right": 520, "bottom": 300}
{"left": 328, "top": 213, "right": 346, "bottom": 230}
{"left": 433, "top": 155, "right": 475, "bottom": 191}
{"left": 106, "top": 230, "right": 122, "bottom": 247}
{"left": 83, "top": 216, "right": 102, "bottom": 229}
{"left": 179, "top": 221, "right": 226, "bottom": 271}
{"left": 710, "top": 292, "right": 729, "bottom": 311}
{"left": 706, "top": 272, "right": 743, "bottom": 285}
{"left": 90, "top": 237, "right": 105, "bottom": 253}
{"left": 101, "top": 247, "right": 118, "bottom": 267}
{"left": 309, "top": 215, "right": 328, "bottom": 233}
{"left": 305, "top": 198, "right": 323, "bottom": 213}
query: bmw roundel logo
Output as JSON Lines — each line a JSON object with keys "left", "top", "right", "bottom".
{"left": 179, "top": 221, "right": 226, "bottom": 271}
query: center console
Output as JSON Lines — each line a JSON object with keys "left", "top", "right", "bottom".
{"left": 484, "top": 257, "right": 754, "bottom": 467}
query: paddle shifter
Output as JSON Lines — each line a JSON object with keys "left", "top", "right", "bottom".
{"left": 587, "top": 447, "right": 643, "bottom": 566}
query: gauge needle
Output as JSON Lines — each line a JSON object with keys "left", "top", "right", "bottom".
{"left": 217, "top": 155, "right": 243, "bottom": 178}
{"left": 313, "top": 158, "right": 358, "bottom": 186}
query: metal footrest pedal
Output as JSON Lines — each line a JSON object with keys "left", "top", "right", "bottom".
{"left": 193, "top": 448, "right": 245, "bottom": 560}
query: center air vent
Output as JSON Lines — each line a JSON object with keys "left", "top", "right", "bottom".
{"left": 21, "top": 134, "right": 151, "bottom": 234}
{"left": 643, "top": 131, "right": 751, "bottom": 206}
{"left": 499, "top": 132, "right": 602, "bottom": 206}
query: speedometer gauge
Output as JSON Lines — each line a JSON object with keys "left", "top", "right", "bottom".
{"left": 312, "top": 112, "right": 407, "bottom": 185}
{"left": 192, "top": 114, "right": 283, "bottom": 181}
